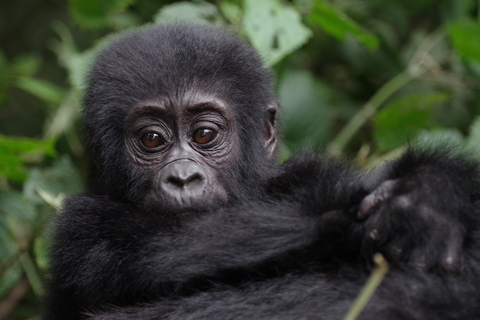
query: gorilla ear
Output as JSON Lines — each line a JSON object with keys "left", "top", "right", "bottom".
{"left": 264, "top": 103, "right": 278, "bottom": 156}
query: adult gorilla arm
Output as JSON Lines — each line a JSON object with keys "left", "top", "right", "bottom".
{"left": 44, "top": 150, "right": 480, "bottom": 320}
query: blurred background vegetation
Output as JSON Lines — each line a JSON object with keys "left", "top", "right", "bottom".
{"left": 1, "top": 0, "right": 480, "bottom": 318}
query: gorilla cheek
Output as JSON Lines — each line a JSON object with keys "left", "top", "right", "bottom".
{"left": 154, "top": 159, "right": 228, "bottom": 210}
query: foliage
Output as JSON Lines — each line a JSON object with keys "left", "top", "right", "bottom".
{"left": 243, "top": 0, "right": 312, "bottom": 67}
{"left": 309, "top": 0, "right": 378, "bottom": 50}
{"left": 1, "top": 0, "right": 480, "bottom": 318}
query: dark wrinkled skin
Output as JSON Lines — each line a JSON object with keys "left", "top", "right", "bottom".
{"left": 124, "top": 94, "right": 238, "bottom": 211}
{"left": 43, "top": 24, "right": 480, "bottom": 320}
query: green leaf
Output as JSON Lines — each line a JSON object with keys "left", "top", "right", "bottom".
{"left": 373, "top": 93, "right": 449, "bottom": 153}
{"left": 278, "top": 69, "right": 332, "bottom": 153}
{"left": 14, "top": 77, "right": 66, "bottom": 104}
{"left": 154, "top": 1, "right": 219, "bottom": 24}
{"left": 51, "top": 22, "right": 97, "bottom": 90}
{"left": 23, "top": 156, "right": 82, "bottom": 206}
{"left": 309, "top": 0, "right": 379, "bottom": 50}
{"left": 0, "top": 135, "right": 56, "bottom": 183}
{"left": 0, "top": 190, "right": 37, "bottom": 281}
{"left": 243, "top": 0, "right": 312, "bottom": 67}
{"left": 219, "top": 0, "right": 242, "bottom": 25}
{"left": 447, "top": 20, "right": 480, "bottom": 63}
{"left": 0, "top": 192, "right": 18, "bottom": 258}
{"left": 442, "top": 1, "right": 478, "bottom": 25}
{"left": 0, "top": 191, "right": 37, "bottom": 227}
{"left": 44, "top": 90, "right": 82, "bottom": 139}
{"left": 0, "top": 265, "right": 22, "bottom": 300}
{"left": 34, "top": 233, "right": 50, "bottom": 271}
{"left": 69, "top": 0, "right": 134, "bottom": 29}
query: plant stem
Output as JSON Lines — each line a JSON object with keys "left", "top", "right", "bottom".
{"left": 327, "top": 71, "right": 412, "bottom": 155}
{"left": 328, "top": 27, "right": 446, "bottom": 155}
{"left": 342, "top": 253, "right": 390, "bottom": 320}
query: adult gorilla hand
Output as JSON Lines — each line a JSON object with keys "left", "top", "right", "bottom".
{"left": 357, "top": 166, "right": 477, "bottom": 272}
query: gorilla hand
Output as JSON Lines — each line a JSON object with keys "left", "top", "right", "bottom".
{"left": 358, "top": 165, "right": 477, "bottom": 272}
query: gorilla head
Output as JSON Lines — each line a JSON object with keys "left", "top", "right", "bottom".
{"left": 83, "top": 24, "right": 278, "bottom": 212}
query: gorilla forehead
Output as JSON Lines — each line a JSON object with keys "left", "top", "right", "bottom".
{"left": 86, "top": 24, "right": 274, "bottom": 113}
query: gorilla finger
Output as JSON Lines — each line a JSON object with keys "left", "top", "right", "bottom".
{"left": 368, "top": 229, "right": 379, "bottom": 241}
{"left": 357, "top": 179, "right": 399, "bottom": 220}
{"left": 363, "top": 210, "right": 385, "bottom": 241}
{"left": 384, "top": 243, "right": 404, "bottom": 261}
{"left": 440, "top": 227, "right": 464, "bottom": 272}
{"left": 358, "top": 193, "right": 379, "bottom": 220}
{"left": 409, "top": 250, "right": 429, "bottom": 271}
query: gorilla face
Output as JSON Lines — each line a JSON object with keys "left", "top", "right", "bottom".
{"left": 83, "top": 25, "right": 278, "bottom": 210}
{"left": 124, "top": 91, "right": 241, "bottom": 211}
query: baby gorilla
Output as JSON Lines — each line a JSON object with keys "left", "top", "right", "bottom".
{"left": 44, "top": 24, "right": 480, "bottom": 320}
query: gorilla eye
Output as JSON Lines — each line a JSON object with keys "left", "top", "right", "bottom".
{"left": 140, "top": 132, "right": 165, "bottom": 149}
{"left": 193, "top": 128, "right": 217, "bottom": 145}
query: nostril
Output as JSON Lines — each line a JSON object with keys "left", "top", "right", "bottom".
{"left": 185, "top": 172, "right": 202, "bottom": 184}
{"left": 167, "top": 176, "right": 186, "bottom": 188}
{"left": 167, "top": 172, "right": 203, "bottom": 188}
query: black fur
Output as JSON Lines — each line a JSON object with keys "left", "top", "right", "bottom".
{"left": 43, "top": 24, "right": 480, "bottom": 320}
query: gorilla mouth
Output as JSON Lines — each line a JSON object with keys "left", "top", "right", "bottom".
{"left": 153, "top": 181, "right": 226, "bottom": 212}
{"left": 169, "top": 192, "right": 211, "bottom": 210}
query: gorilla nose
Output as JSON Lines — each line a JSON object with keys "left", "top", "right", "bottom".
{"left": 167, "top": 171, "right": 202, "bottom": 188}
{"left": 156, "top": 159, "right": 226, "bottom": 210}
{"left": 161, "top": 160, "right": 206, "bottom": 191}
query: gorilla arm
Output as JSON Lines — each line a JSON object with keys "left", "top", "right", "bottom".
{"left": 45, "top": 153, "right": 362, "bottom": 319}
{"left": 44, "top": 150, "right": 479, "bottom": 319}
{"left": 274, "top": 148, "right": 480, "bottom": 271}
{"left": 45, "top": 199, "right": 350, "bottom": 319}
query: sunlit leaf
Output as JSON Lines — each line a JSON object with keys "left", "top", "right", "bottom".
{"left": 0, "top": 136, "right": 56, "bottom": 183}
{"left": 243, "top": 0, "right": 312, "bottom": 67}
{"left": 154, "top": 1, "right": 220, "bottom": 24}
{"left": 448, "top": 20, "right": 480, "bottom": 63}
{"left": 36, "top": 188, "right": 65, "bottom": 209}
{"left": 373, "top": 93, "right": 449, "bottom": 152}
{"left": 309, "top": 0, "right": 379, "bottom": 50}
{"left": 219, "top": 0, "right": 242, "bottom": 25}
